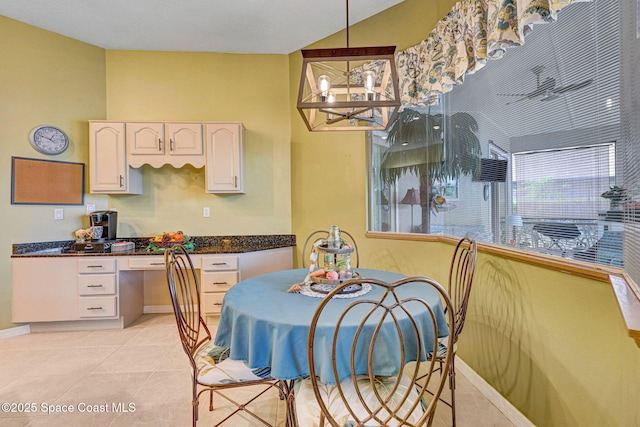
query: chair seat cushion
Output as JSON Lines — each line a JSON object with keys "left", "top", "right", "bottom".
{"left": 195, "top": 341, "right": 273, "bottom": 385}
{"left": 428, "top": 341, "right": 449, "bottom": 359}
{"left": 295, "top": 374, "right": 424, "bottom": 427}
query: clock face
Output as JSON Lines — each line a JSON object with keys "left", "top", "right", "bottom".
{"left": 29, "top": 125, "right": 69, "bottom": 155}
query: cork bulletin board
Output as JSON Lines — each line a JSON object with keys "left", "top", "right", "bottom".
{"left": 11, "top": 157, "right": 85, "bottom": 205}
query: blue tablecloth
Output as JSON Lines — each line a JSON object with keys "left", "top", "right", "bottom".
{"left": 214, "top": 268, "right": 448, "bottom": 384}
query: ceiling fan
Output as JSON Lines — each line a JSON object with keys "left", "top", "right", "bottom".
{"left": 497, "top": 65, "right": 593, "bottom": 105}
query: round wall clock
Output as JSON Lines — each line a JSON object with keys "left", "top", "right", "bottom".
{"left": 28, "top": 125, "right": 70, "bottom": 155}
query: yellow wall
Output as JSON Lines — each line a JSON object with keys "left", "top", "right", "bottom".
{"left": 4, "top": 0, "right": 640, "bottom": 425}
{"left": 459, "top": 251, "right": 640, "bottom": 426}
{"left": 103, "top": 50, "right": 292, "bottom": 236}
{"left": 289, "top": 0, "right": 462, "bottom": 265}
{"left": 0, "top": 16, "right": 106, "bottom": 330}
{"left": 288, "top": 0, "right": 640, "bottom": 426}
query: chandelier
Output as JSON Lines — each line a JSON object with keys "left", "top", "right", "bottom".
{"left": 296, "top": 0, "right": 401, "bottom": 132}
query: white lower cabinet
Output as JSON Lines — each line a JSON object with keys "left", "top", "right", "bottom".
{"left": 78, "top": 274, "right": 117, "bottom": 295}
{"left": 78, "top": 297, "right": 117, "bottom": 318}
{"left": 77, "top": 258, "right": 118, "bottom": 319}
{"left": 200, "top": 256, "right": 239, "bottom": 316}
{"left": 12, "top": 257, "right": 79, "bottom": 323}
{"left": 11, "top": 247, "right": 293, "bottom": 328}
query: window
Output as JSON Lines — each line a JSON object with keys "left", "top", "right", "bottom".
{"left": 511, "top": 144, "right": 618, "bottom": 263}
{"left": 368, "top": 0, "right": 635, "bottom": 272}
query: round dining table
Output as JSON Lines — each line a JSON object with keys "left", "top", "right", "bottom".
{"left": 213, "top": 268, "right": 448, "bottom": 385}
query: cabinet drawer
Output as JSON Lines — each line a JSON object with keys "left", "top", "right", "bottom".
{"left": 201, "top": 256, "right": 238, "bottom": 271}
{"left": 78, "top": 259, "right": 116, "bottom": 274}
{"left": 128, "top": 257, "right": 166, "bottom": 270}
{"left": 202, "top": 271, "right": 237, "bottom": 292}
{"left": 78, "top": 275, "right": 116, "bottom": 295}
{"left": 202, "top": 293, "right": 225, "bottom": 314}
{"left": 78, "top": 296, "right": 117, "bottom": 318}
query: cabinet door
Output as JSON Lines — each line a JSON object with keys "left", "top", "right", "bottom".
{"left": 12, "top": 258, "right": 80, "bottom": 322}
{"left": 128, "top": 122, "right": 204, "bottom": 168}
{"left": 204, "top": 123, "right": 245, "bottom": 193}
{"left": 127, "top": 122, "right": 164, "bottom": 155}
{"left": 166, "top": 123, "right": 203, "bottom": 156}
{"left": 89, "top": 122, "right": 142, "bottom": 194}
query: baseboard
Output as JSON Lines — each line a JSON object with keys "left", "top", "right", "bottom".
{"left": 457, "top": 358, "right": 536, "bottom": 427}
{"left": 143, "top": 305, "right": 174, "bottom": 314}
{"left": 29, "top": 318, "right": 126, "bottom": 332}
{"left": 0, "top": 324, "right": 30, "bottom": 340}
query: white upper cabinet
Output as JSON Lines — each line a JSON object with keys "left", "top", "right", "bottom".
{"left": 127, "top": 122, "right": 204, "bottom": 168}
{"left": 88, "top": 120, "right": 243, "bottom": 194}
{"left": 205, "top": 123, "right": 245, "bottom": 193}
{"left": 89, "top": 121, "right": 142, "bottom": 194}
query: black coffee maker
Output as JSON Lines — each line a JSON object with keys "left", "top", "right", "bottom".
{"left": 89, "top": 210, "right": 118, "bottom": 241}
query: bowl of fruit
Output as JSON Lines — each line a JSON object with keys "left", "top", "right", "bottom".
{"left": 146, "top": 231, "right": 195, "bottom": 252}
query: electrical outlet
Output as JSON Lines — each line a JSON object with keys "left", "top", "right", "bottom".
{"left": 86, "top": 204, "right": 96, "bottom": 214}
{"left": 54, "top": 208, "right": 64, "bottom": 220}
{"left": 203, "top": 207, "right": 210, "bottom": 218}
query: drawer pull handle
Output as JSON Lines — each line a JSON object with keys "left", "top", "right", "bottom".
{"left": 86, "top": 265, "right": 105, "bottom": 268}
{"left": 213, "top": 302, "right": 222, "bottom": 306}
{"left": 150, "top": 262, "right": 165, "bottom": 266}
{"left": 211, "top": 262, "right": 228, "bottom": 266}
{"left": 87, "top": 307, "right": 103, "bottom": 310}
{"left": 87, "top": 284, "right": 104, "bottom": 288}
{"left": 212, "top": 282, "right": 228, "bottom": 285}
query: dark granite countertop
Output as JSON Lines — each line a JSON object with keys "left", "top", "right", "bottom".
{"left": 12, "top": 235, "right": 296, "bottom": 257}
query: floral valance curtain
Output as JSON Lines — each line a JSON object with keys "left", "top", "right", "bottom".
{"left": 396, "top": 0, "right": 591, "bottom": 107}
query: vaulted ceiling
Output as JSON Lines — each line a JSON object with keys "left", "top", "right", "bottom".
{"left": 0, "top": 0, "right": 403, "bottom": 54}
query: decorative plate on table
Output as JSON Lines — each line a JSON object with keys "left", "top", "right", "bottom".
{"left": 309, "top": 271, "right": 361, "bottom": 294}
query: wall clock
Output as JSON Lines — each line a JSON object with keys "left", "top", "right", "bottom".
{"left": 28, "top": 125, "right": 70, "bottom": 155}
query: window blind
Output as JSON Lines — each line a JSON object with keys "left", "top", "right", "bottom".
{"left": 368, "top": 0, "right": 640, "bottom": 282}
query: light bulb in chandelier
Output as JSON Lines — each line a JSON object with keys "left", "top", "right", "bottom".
{"left": 362, "top": 70, "right": 377, "bottom": 101}
{"left": 317, "top": 75, "right": 331, "bottom": 101}
{"left": 327, "top": 92, "right": 336, "bottom": 121}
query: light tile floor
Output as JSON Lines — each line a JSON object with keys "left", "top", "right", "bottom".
{"left": 0, "top": 314, "right": 515, "bottom": 426}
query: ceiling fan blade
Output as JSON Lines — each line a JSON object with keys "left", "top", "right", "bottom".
{"left": 553, "top": 79, "right": 593, "bottom": 94}
{"left": 505, "top": 96, "right": 529, "bottom": 105}
{"left": 540, "top": 91, "right": 560, "bottom": 102}
{"left": 497, "top": 93, "right": 532, "bottom": 97}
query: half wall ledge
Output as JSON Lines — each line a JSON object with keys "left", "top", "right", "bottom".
{"left": 610, "top": 274, "right": 640, "bottom": 348}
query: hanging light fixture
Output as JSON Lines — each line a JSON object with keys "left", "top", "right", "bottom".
{"left": 296, "top": 0, "right": 401, "bottom": 132}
